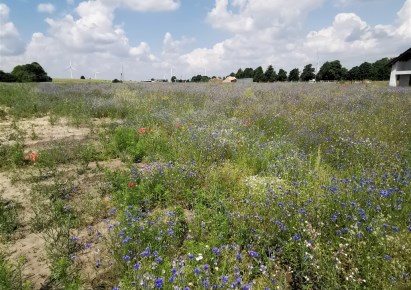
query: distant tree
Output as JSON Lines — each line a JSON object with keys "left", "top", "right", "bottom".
{"left": 253, "top": 66, "right": 265, "bottom": 82}
{"left": 171, "top": 76, "right": 177, "bottom": 82}
{"left": 316, "top": 60, "right": 344, "bottom": 81}
{"left": 235, "top": 68, "right": 244, "bottom": 79}
{"left": 277, "top": 69, "right": 287, "bottom": 82}
{"left": 264, "top": 65, "right": 276, "bottom": 82}
{"left": 288, "top": 68, "right": 300, "bottom": 82}
{"left": 358, "top": 62, "right": 375, "bottom": 80}
{"left": 191, "top": 75, "right": 202, "bottom": 82}
{"left": 112, "top": 78, "right": 122, "bottom": 83}
{"left": 0, "top": 70, "right": 17, "bottom": 82}
{"left": 243, "top": 68, "right": 254, "bottom": 78}
{"left": 229, "top": 72, "right": 236, "bottom": 77}
{"left": 80, "top": 75, "right": 85, "bottom": 79}
{"left": 347, "top": 66, "right": 360, "bottom": 81}
{"left": 300, "top": 64, "right": 316, "bottom": 82}
{"left": 372, "top": 58, "right": 391, "bottom": 80}
{"left": 191, "top": 75, "right": 209, "bottom": 82}
{"left": 11, "top": 62, "right": 52, "bottom": 82}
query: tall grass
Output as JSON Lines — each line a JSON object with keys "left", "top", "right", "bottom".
{"left": 0, "top": 82, "right": 410, "bottom": 289}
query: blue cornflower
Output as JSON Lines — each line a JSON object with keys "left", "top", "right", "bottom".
{"left": 236, "top": 252, "right": 242, "bottom": 261}
{"left": 155, "top": 257, "right": 163, "bottom": 263}
{"left": 212, "top": 247, "right": 222, "bottom": 255}
{"left": 194, "top": 268, "right": 201, "bottom": 275}
{"left": 221, "top": 276, "right": 229, "bottom": 284}
{"left": 123, "top": 255, "right": 131, "bottom": 261}
{"left": 188, "top": 253, "right": 194, "bottom": 259}
{"left": 249, "top": 251, "right": 258, "bottom": 258}
{"left": 384, "top": 255, "right": 391, "bottom": 260}
{"left": 133, "top": 263, "right": 140, "bottom": 270}
{"left": 203, "top": 264, "right": 210, "bottom": 271}
{"left": 336, "top": 230, "right": 342, "bottom": 235}
{"left": 155, "top": 277, "right": 164, "bottom": 289}
{"left": 293, "top": 233, "right": 301, "bottom": 241}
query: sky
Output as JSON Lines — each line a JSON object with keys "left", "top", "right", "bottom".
{"left": 0, "top": 0, "right": 410, "bottom": 81}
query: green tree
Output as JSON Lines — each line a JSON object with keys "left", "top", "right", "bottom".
{"left": 235, "top": 68, "right": 244, "bottom": 79}
{"left": 372, "top": 58, "right": 391, "bottom": 80}
{"left": 253, "top": 66, "right": 265, "bottom": 82}
{"left": 11, "top": 62, "right": 52, "bottom": 82}
{"left": 243, "top": 68, "right": 254, "bottom": 78}
{"left": 300, "top": 64, "right": 316, "bottom": 82}
{"left": 0, "top": 71, "right": 17, "bottom": 82}
{"left": 171, "top": 76, "right": 177, "bottom": 82}
{"left": 277, "top": 69, "right": 287, "bottom": 82}
{"left": 288, "top": 68, "right": 300, "bottom": 82}
{"left": 316, "top": 60, "right": 345, "bottom": 81}
{"left": 264, "top": 65, "right": 276, "bottom": 82}
{"left": 347, "top": 66, "right": 360, "bottom": 81}
{"left": 358, "top": 62, "right": 375, "bottom": 80}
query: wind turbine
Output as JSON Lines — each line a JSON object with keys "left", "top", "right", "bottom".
{"left": 65, "top": 60, "right": 77, "bottom": 79}
{"left": 94, "top": 71, "right": 100, "bottom": 80}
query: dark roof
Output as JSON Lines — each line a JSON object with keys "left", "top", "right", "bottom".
{"left": 388, "top": 48, "right": 411, "bottom": 66}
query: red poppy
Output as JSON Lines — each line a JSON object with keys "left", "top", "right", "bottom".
{"left": 129, "top": 181, "right": 135, "bottom": 188}
{"left": 138, "top": 128, "right": 146, "bottom": 134}
{"left": 24, "top": 151, "right": 37, "bottom": 162}
{"left": 175, "top": 122, "right": 181, "bottom": 128}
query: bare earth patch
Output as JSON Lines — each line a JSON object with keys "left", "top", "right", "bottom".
{"left": 0, "top": 115, "right": 124, "bottom": 289}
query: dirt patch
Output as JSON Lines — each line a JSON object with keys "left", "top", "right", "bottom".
{"left": 7, "top": 233, "right": 49, "bottom": 289}
{"left": 0, "top": 116, "right": 90, "bottom": 148}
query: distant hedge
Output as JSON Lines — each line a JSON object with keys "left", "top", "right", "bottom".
{"left": 0, "top": 62, "right": 52, "bottom": 83}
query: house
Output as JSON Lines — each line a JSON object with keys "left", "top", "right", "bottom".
{"left": 389, "top": 48, "right": 411, "bottom": 87}
{"left": 222, "top": 76, "right": 237, "bottom": 83}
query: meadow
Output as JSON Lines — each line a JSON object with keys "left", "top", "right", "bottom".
{"left": 0, "top": 81, "right": 410, "bottom": 289}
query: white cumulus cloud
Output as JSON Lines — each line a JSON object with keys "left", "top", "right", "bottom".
{"left": 0, "top": 3, "right": 25, "bottom": 56}
{"left": 37, "top": 3, "right": 56, "bottom": 14}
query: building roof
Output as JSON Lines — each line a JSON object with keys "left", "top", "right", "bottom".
{"left": 388, "top": 48, "right": 411, "bottom": 65}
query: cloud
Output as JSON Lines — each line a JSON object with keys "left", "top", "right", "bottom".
{"left": 101, "top": 0, "right": 180, "bottom": 11}
{"left": 0, "top": 3, "right": 25, "bottom": 56}
{"left": 207, "top": 0, "right": 324, "bottom": 34}
{"left": 38, "top": 3, "right": 56, "bottom": 14}
{"left": 303, "top": 0, "right": 411, "bottom": 66}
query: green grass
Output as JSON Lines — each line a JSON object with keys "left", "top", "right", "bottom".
{"left": 0, "top": 82, "right": 410, "bottom": 289}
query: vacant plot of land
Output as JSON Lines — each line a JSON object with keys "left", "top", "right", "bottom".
{"left": 0, "top": 82, "right": 410, "bottom": 289}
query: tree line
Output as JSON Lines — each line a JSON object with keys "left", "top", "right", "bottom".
{"left": 229, "top": 57, "right": 391, "bottom": 82}
{"left": 0, "top": 62, "right": 52, "bottom": 82}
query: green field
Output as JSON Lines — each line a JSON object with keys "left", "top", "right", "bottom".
{"left": 0, "top": 82, "right": 410, "bottom": 289}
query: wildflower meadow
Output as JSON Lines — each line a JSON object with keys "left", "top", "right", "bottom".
{"left": 0, "top": 81, "right": 410, "bottom": 289}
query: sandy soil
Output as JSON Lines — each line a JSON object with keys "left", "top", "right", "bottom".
{"left": 0, "top": 115, "right": 124, "bottom": 289}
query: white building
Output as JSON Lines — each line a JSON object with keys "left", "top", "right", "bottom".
{"left": 389, "top": 48, "right": 411, "bottom": 87}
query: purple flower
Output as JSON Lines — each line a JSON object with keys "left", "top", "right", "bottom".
{"left": 212, "top": 247, "right": 221, "bottom": 255}
{"left": 221, "top": 276, "right": 229, "bottom": 284}
{"left": 249, "top": 251, "right": 258, "bottom": 258}
{"left": 194, "top": 268, "right": 201, "bottom": 275}
{"left": 293, "top": 233, "right": 301, "bottom": 241}
{"left": 123, "top": 255, "right": 131, "bottom": 261}
{"left": 155, "top": 277, "right": 164, "bottom": 289}
{"left": 133, "top": 263, "right": 140, "bottom": 270}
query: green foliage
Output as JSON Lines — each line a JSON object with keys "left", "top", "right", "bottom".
{"left": 277, "top": 69, "right": 287, "bottom": 82}
{"left": 300, "top": 64, "right": 316, "bottom": 81}
{"left": 253, "top": 66, "right": 265, "bottom": 82}
{"left": 0, "top": 253, "right": 32, "bottom": 290}
{"left": 316, "top": 60, "right": 346, "bottom": 81}
{"left": 0, "top": 70, "right": 17, "bottom": 82}
{"left": 288, "top": 68, "right": 300, "bottom": 82}
{"left": 264, "top": 65, "right": 276, "bottom": 82}
{"left": 11, "top": 62, "right": 52, "bottom": 83}
{"left": 0, "top": 198, "right": 19, "bottom": 237}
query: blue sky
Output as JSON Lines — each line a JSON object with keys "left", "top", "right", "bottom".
{"left": 0, "top": 0, "right": 410, "bottom": 80}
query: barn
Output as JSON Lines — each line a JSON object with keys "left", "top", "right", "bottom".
{"left": 389, "top": 48, "right": 411, "bottom": 87}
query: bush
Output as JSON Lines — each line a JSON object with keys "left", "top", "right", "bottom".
{"left": 112, "top": 79, "right": 122, "bottom": 83}
{"left": 11, "top": 62, "right": 52, "bottom": 83}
